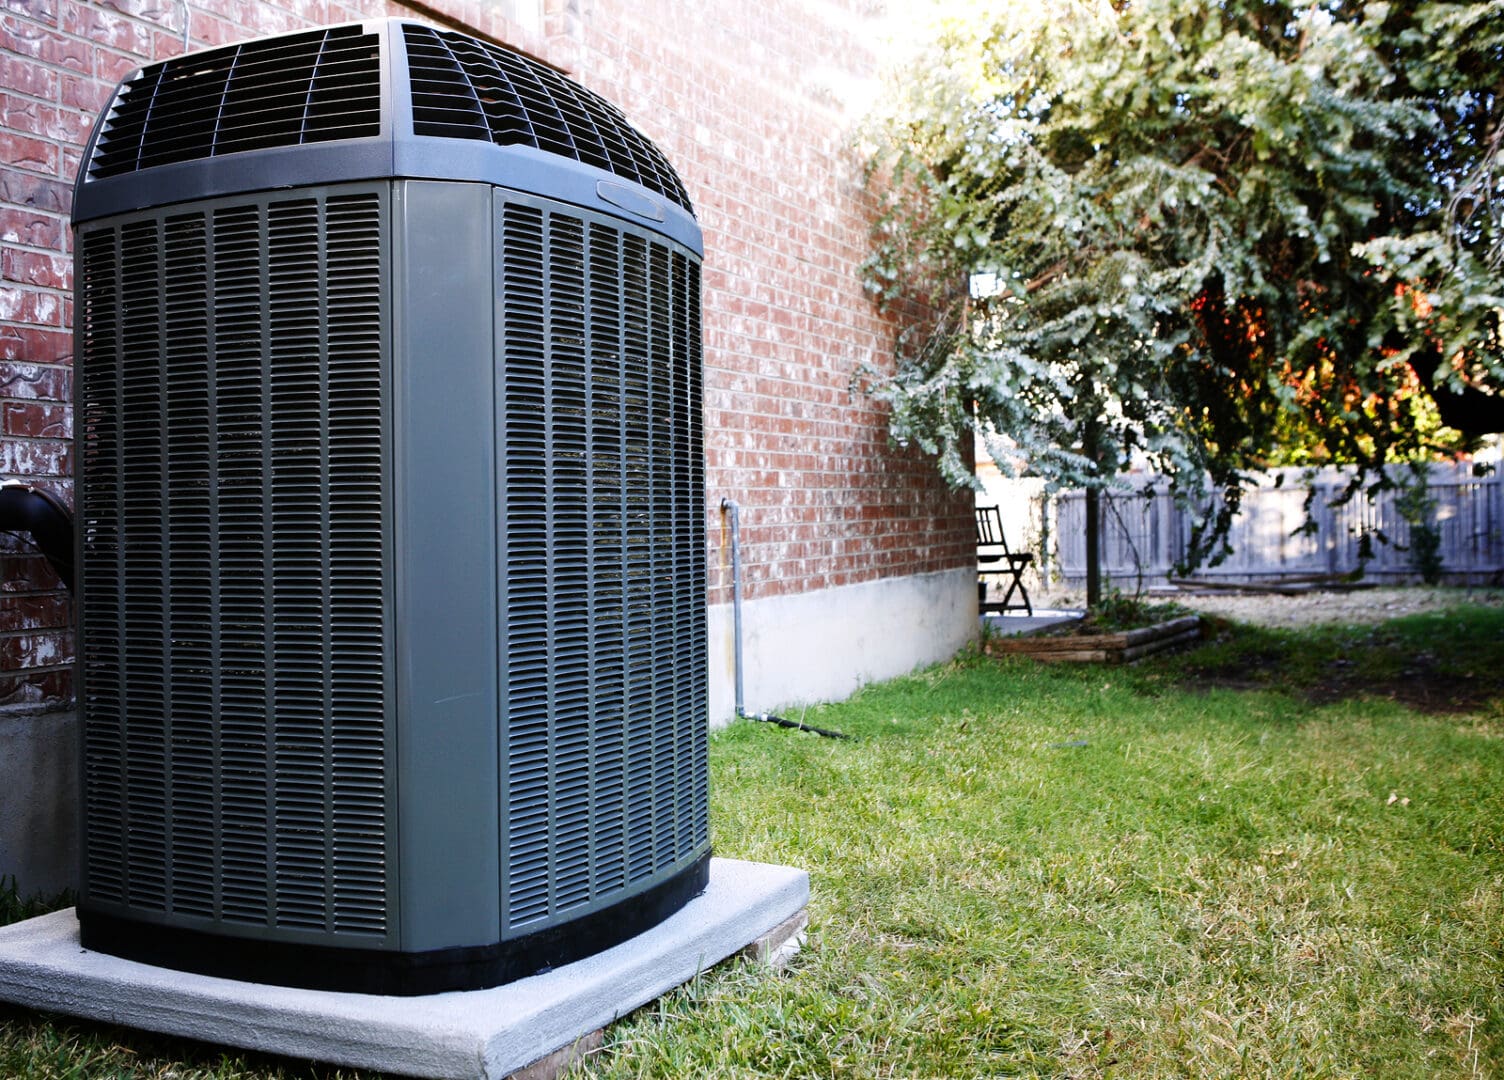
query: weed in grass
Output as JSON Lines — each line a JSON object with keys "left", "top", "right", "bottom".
{"left": 1073, "top": 587, "right": 1190, "bottom": 635}
{"left": 0, "top": 876, "right": 70, "bottom": 928}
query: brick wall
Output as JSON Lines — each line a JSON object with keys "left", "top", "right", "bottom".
{"left": 0, "top": 0, "right": 973, "bottom": 710}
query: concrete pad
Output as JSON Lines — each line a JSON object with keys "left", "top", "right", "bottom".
{"left": 0, "top": 857, "right": 808, "bottom": 1080}
{"left": 982, "top": 609, "right": 1084, "bottom": 637}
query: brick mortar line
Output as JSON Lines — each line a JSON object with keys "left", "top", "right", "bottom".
{"left": 0, "top": 339, "right": 72, "bottom": 355}
{"left": 0, "top": 284, "right": 69, "bottom": 295}
{"left": 4, "top": 8, "right": 184, "bottom": 42}
{"left": 0, "top": 208, "right": 67, "bottom": 220}
{"left": 0, "top": 242, "right": 70, "bottom": 261}
{"left": 0, "top": 83, "right": 68, "bottom": 108}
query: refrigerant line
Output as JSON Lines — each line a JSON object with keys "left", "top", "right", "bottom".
{"left": 720, "top": 498, "right": 848, "bottom": 741}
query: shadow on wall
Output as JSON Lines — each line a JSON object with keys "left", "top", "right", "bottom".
{"left": 0, "top": 709, "right": 77, "bottom": 901}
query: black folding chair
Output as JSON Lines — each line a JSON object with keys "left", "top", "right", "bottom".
{"left": 975, "top": 505, "right": 1034, "bottom": 616}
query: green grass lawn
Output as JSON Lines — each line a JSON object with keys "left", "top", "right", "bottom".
{"left": 3, "top": 604, "right": 1502, "bottom": 1078}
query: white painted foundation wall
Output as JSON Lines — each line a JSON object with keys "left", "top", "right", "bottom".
{"left": 706, "top": 566, "right": 978, "bottom": 727}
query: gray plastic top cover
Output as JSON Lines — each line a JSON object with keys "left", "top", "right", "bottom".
{"left": 70, "top": 19, "right": 702, "bottom": 254}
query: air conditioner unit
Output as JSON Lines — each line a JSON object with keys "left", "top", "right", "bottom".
{"left": 70, "top": 19, "right": 708, "bottom": 995}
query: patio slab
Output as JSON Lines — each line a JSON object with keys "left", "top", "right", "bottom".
{"left": 0, "top": 857, "right": 808, "bottom": 1080}
{"left": 981, "top": 608, "right": 1085, "bottom": 637}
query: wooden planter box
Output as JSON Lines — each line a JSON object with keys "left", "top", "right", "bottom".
{"left": 985, "top": 615, "right": 1202, "bottom": 664}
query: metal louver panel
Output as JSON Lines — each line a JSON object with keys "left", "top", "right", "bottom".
{"left": 87, "top": 26, "right": 381, "bottom": 179}
{"left": 499, "top": 197, "right": 707, "bottom": 931}
{"left": 77, "top": 186, "right": 392, "bottom": 940}
{"left": 404, "top": 25, "right": 694, "bottom": 215}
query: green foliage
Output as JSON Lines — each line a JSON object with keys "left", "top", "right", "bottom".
{"left": 1395, "top": 465, "right": 1445, "bottom": 583}
{"left": 862, "top": 0, "right": 1504, "bottom": 570}
{"left": 1077, "top": 586, "right": 1188, "bottom": 632}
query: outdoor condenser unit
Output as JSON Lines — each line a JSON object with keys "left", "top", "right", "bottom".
{"left": 70, "top": 19, "right": 708, "bottom": 995}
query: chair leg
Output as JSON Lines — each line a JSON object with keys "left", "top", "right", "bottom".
{"left": 1001, "top": 573, "right": 1032, "bottom": 617}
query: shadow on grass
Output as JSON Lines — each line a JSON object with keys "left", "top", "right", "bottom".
{"left": 0, "top": 1000, "right": 377, "bottom": 1080}
{"left": 1156, "top": 605, "right": 1504, "bottom": 714}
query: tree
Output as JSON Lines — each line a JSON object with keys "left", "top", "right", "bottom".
{"left": 861, "top": 0, "right": 1504, "bottom": 604}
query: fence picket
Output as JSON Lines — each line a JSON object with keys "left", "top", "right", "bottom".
{"left": 989, "top": 462, "right": 1504, "bottom": 587}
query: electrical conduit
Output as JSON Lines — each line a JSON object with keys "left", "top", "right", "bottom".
{"left": 720, "top": 497, "right": 847, "bottom": 740}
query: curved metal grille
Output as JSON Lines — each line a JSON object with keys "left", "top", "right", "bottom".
{"left": 498, "top": 198, "right": 707, "bottom": 929}
{"left": 404, "top": 24, "right": 693, "bottom": 215}
{"left": 87, "top": 25, "right": 381, "bottom": 179}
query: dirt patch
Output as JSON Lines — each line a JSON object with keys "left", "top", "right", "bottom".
{"left": 1337, "top": 670, "right": 1497, "bottom": 714}
{"left": 1169, "top": 589, "right": 1504, "bottom": 713}
{"left": 1190, "top": 649, "right": 1498, "bottom": 714}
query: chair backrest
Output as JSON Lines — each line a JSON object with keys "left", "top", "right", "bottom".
{"left": 974, "top": 505, "right": 1011, "bottom": 554}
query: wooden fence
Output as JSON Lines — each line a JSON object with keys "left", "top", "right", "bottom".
{"left": 982, "top": 462, "right": 1504, "bottom": 588}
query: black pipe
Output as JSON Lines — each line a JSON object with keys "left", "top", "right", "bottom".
{"left": 0, "top": 480, "right": 75, "bottom": 591}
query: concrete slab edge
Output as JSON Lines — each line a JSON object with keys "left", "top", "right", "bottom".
{"left": 506, "top": 905, "right": 810, "bottom": 1080}
{"left": 0, "top": 857, "right": 811, "bottom": 1080}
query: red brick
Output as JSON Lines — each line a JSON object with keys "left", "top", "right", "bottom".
{"left": 61, "top": 3, "right": 156, "bottom": 56}
{"left": 0, "top": 13, "right": 87, "bottom": 72}
{"left": 0, "top": 167, "right": 70, "bottom": 213}
{"left": 0, "top": 667, "right": 72, "bottom": 709}
{"left": 0, "top": 433, "right": 70, "bottom": 475}
{"left": 61, "top": 72, "right": 114, "bottom": 114}
{"left": 1, "top": 399, "right": 68, "bottom": 437}
{"left": 0, "top": 628, "right": 73, "bottom": 668}
{"left": 0, "top": 131, "right": 58, "bottom": 176}
{"left": 150, "top": 27, "right": 185, "bottom": 57}
{"left": 187, "top": 9, "right": 235, "bottom": 47}
{"left": 0, "top": 589, "right": 71, "bottom": 632}
{"left": 93, "top": 45, "right": 142, "bottom": 83}
{"left": 0, "top": 89, "right": 56, "bottom": 136}
{"left": 0, "top": 0, "right": 58, "bottom": 23}
{"left": 0, "top": 0, "right": 975, "bottom": 624}
{"left": 0, "top": 284, "right": 64, "bottom": 325}
{"left": 0, "top": 207, "right": 62, "bottom": 248}
{"left": 0, "top": 50, "right": 56, "bottom": 98}
{"left": 0, "top": 336, "right": 72, "bottom": 372}
{"left": 95, "top": 0, "right": 175, "bottom": 18}
{"left": 2, "top": 248, "right": 69, "bottom": 289}
{"left": 50, "top": 105, "right": 91, "bottom": 143}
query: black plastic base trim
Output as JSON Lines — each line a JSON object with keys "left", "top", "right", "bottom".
{"left": 78, "top": 852, "right": 711, "bottom": 996}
